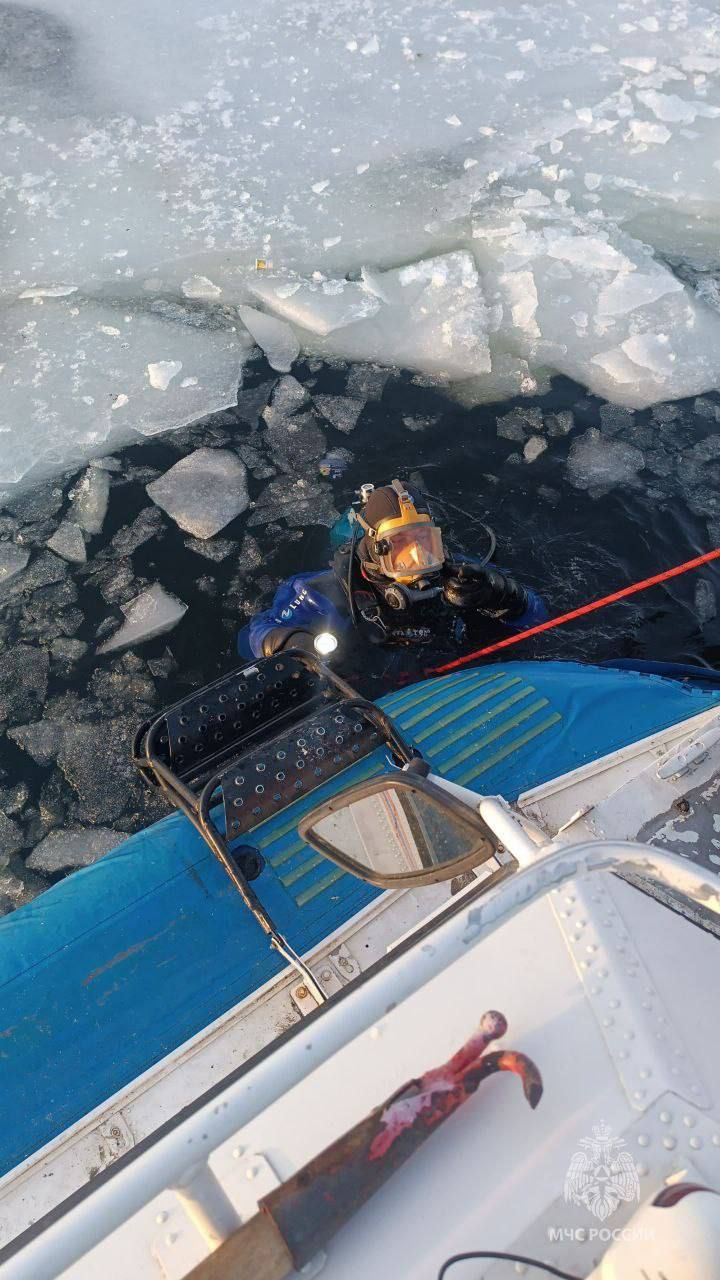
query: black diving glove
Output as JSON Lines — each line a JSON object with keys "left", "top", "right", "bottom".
{"left": 261, "top": 626, "right": 317, "bottom": 657}
{"left": 442, "top": 558, "right": 528, "bottom": 620}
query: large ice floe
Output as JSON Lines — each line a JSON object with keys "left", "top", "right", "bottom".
{"left": 4, "top": 0, "right": 720, "bottom": 487}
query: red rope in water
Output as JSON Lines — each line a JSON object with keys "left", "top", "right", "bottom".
{"left": 430, "top": 547, "right": 720, "bottom": 676}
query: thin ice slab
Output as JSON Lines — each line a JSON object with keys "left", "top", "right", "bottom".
{"left": 146, "top": 448, "right": 249, "bottom": 539}
{"left": 27, "top": 827, "right": 124, "bottom": 875}
{"left": 69, "top": 468, "right": 110, "bottom": 536}
{"left": 238, "top": 307, "right": 300, "bottom": 373}
{"left": 98, "top": 584, "right": 187, "bottom": 654}
{"left": 0, "top": 543, "right": 30, "bottom": 589}
{"left": 47, "top": 522, "right": 86, "bottom": 563}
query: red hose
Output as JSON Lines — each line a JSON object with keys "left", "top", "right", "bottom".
{"left": 430, "top": 547, "right": 720, "bottom": 676}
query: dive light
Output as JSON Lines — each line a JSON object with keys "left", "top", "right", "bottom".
{"left": 314, "top": 631, "right": 338, "bottom": 657}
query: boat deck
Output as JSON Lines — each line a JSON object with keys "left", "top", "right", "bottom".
{"left": 0, "top": 661, "right": 717, "bottom": 1209}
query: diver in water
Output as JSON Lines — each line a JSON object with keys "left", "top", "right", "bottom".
{"left": 237, "top": 479, "right": 547, "bottom": 662}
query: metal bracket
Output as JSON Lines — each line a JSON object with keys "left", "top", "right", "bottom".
{"left": 207, "top": 1149, "right": 327, "bottom": 1276}
{"left": 656, "top": 719, "right": 720, "bottom": 781}
{"left": 151, "top": 1196, "right": 211, "bottom": 1279}
{"left": 290, "top": 944, "right": 362, "bottom": 1015}
{"left": 96, "top": 1112, "right": 135, "bottom": 1170}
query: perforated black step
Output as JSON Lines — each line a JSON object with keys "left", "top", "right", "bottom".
{"left": 209, "top": 702, "right": 382, "bottom": 840}
{"left": 150, "top": 656, "right": 323, "bottom": 788}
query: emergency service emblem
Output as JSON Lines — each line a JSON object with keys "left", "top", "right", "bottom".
{"left": 563, "top": 1121, "right": 640, "bottom": 1222}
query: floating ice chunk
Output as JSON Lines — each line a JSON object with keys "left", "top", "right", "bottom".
{"left": 628, "top": 120, "right": 672, "bottom": 145}
{"left": 8, "top": 721, "right": 62, "bottom": 767}
{"left": 27, "top": 827, "right": 123, "bottom": 874}
{"left": 514, "top": 189, "right": 551, "bottom": 209}
{"left": 182, "top": 275, "right": 222, "bottom": 299}
{"left": 523, "top": 436, "right": 547, "bottom": 463}
{"left": 248, "top": 475, "right": 338, "bottom": 529}
{"left": 0, "top": 646, "right": 49, "bottom": 728}
{"left": 597, "top": 271, "right": 683, "bottom": 316}
{"left": 19, "top": 285, "right": 78, "bottom": 299}
{"left": 262, "top": 376, "right": 310, "bottom": 424}
{"left": 567, "top": 428, "right": 644, "bottom": 490}
{"left": 147, "top": 360, "right": 183, "bottom": 391}
{"left": 147, "top": 448, "right": 249, "bottom": 539}
{"left": 69, "top": 467, "right": 110, "bottom": 536}
{"left": 695, "top": 578, "right": 717, "bottom": 623}
{"left": 184, "top": 535, "right": 237, "bottom": 562}
{"left": 346, "top": 365, "right": 390, "bottom": 401}
{"left": 98, "top": 584, "right": 188, "bottom": 654}
{"left": 620, "top": 57, "right": 657, "bottom": 73}
{"left": 249, "top": 274, "right": 381, "bottom": 336}
{"left": 47, "top": 521, "right": 86, "bottom": 563}
{"left": 265, "top": 410, "right": 326, "bottom": 471}
{"left": 313, "top": 396, "right": 365, "bottom": 434}
{"left": 0, "top": 543, "right": 29, "bottom": 588}
{"left": 51, "top": 638, "right": 88, "bottom": 666}
{"left": 500, "top": 270, "right": 540, "bottom": 335}
{"left": 238, "top": 306, "right": 300, "bottom": 372}
{"left": 109, "top": 506, "right": 164, "bottom": 556}
{"left": 636, "top": 91, "right": 720, "bottom": 125}
{"left": 546, "top": 236, "right": 626, "bottom": 271}
{"left": 621, "top": 333, "right": 674, "bottom": 375}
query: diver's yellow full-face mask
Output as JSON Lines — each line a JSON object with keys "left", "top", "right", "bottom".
{"left": 361, "top": 481, "right": 445, "bottom": 583}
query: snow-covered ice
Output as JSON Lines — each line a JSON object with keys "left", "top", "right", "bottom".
{"left": 98, "top": 584, "right": 188, "bottom": 653}
{"left": 146, "top": 448, "right": 249, "bottom": 538}
{"left": 5, "top": 0, "right": 720, "bottom": 484}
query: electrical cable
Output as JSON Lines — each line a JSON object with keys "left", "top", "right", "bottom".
{"left": 438, "top": 1250, "right": 582, "bottom": 1280}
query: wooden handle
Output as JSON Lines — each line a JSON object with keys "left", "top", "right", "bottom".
{"left": 187, "top": 1209, "right": 293, "bottom": 1280}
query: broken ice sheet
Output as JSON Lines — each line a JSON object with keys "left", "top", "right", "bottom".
{"left": 98, "top": 584, "right": 188, "bottom": 654}
{"left": 0, "top": 298, "right": 248, "bottom": 486}
{"left": 249, "top": 273, "right": 381, "bottom": 336}
{"left": 301, "top": 253, "right": 493, "bottom": 381}
{"left": 6, "top": 0, "right": 720, "bottom": 490}
{"left": 238, "top": 307, "right": 300, "bottom": 373}
{"left": 147, "top": 448, "right": 249, "bottom": 538}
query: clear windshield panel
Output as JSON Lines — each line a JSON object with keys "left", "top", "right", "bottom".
{"left": 382, "top": 524, "right": 444, "bottom": 577}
